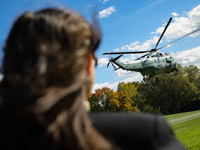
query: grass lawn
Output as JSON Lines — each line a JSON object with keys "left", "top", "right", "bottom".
{"left": 164, "top": 110, "right": 200, "bottom": 150}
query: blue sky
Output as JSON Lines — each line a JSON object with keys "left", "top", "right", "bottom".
{"left": 1, "top": 0, "right": 200, "bottom": 92}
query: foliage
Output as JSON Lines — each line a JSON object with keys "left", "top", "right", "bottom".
{"left": 138, "top": 64, "right": 198, "bottom": 114}
{"left": 183, "top": 65, "right": 200, "bottom": 99}
{"left": 117, "top": 90, "right": 136, "bottom": 112}
{"left": 117, "top": 82, "right": 137, "bottom": 102}
{"left": 88, "top": 87, "right": 137, "bottom": 113}
{"left": 117, "top": 81, "right": 143, "bottom": 111}
{"left": 89, "top": 65, "right": 200, "bottom": 114}
{"left": 142, "top": 104, "right": 161, "bottom": 114}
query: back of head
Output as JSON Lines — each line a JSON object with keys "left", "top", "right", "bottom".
{"left": 2, "top": 8, "right": 94, "bottom": 111}
{"left": 0, "top": 8, "right": 113, "bottom": 150}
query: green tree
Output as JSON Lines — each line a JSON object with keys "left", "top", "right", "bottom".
{"left": 184, "top": 65, "right": 200, "bottom": 99}
{"left": 184, "top": 65, "right": 199, "bottom": 83}
{"left": 138, "top": 65, "right": 198, "bottom": 114}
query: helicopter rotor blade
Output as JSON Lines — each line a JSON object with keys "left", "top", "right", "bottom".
{"left": 135, "top": 54, "right": 148, "bottom": 60}
{"left": 157, "top": 27, "right": 200, "bottom": 50}
{"left": 107, "top": 54, "right": 123, "bottom": 69}
{"left": 107, "top": 62, "right": 110, "bottom": 68}
{"left": 103, "top": 51, "right": 150, "bottom": 55}
{"left": 111, "top": 62, "right": 117, "bottom": 70}
{"left": 155, "top": 17, "right": 172, "bottom": 49}
{"left": 112, "top": 54, "right": 124, "bottom": 61}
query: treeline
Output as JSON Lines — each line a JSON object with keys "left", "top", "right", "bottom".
{"left": 89, "top": 65, "right": 200, "bottom": 114}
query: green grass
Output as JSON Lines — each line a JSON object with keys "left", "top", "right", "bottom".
{"left": 164, "top": 110, "right": 200, "bottom": 150}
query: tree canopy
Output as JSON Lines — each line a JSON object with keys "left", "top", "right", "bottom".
{"left": 89, "top": 65, "right": 200, "bottom": 114}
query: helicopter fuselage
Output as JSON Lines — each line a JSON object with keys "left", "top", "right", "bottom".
{"left": 111, "top": 52, "right": 178, "bottom": 78}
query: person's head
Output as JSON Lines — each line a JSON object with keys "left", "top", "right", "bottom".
{"left": 0, "top": 8, "right": 113, "bottom": 150}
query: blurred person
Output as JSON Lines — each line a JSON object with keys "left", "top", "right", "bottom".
{"left": 0, "top": 7, "right": 186, "bottom": 150}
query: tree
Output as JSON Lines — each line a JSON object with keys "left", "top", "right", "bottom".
{"left": 138, "top": 65, "right": 198, "bottom": 114}
{"left": 89, "top": 87, "right": 137, "bottom": 113}
{"left": 184, "top": 65, "right": 200, "bottom": 99}
{"left": 89, "top": 87, "right": 117, "bottom": 112}
{"left": 108, "top": 92, "right": 121, "bottom": 112}
{"left": 115, "top": 90, "right": 137, "bottom": 112}
{"left": 88, "top": 92, "right": 102, "bottom": 112}
{"left": 117, "top": 82, "right": 138, "bottom": 106}
{"left": 184, "top": 65, "right": 200, "bottom": 83}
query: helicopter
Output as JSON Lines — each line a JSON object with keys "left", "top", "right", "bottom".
{"left": 103, "top": 18, "right": 200, "bottom": 81}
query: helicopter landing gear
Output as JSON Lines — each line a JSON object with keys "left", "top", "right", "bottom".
{"left": 143, "top": 77, "right": 146, "bottom": 81}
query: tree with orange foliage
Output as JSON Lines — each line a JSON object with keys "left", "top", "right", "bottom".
{"left": 88, "top": 92, "right": 101, "bottom": 112}
{"left": 117, "top": 90, "right": 137, "bottom": 112}
{"left": 89, "top": 87, "right": 115, "bottom": 112}
{"left": 89, "top": 87, "right": 137, "bottom": 113}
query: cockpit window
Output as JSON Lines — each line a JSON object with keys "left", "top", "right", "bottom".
{"left": 170, "top": 57, "right": 174, "bottom": 61}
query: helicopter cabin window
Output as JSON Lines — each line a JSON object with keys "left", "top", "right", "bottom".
{"left": 151, "top": 53, "right": 164, "bottom": 57}
{"left": 158, "top": 53, "right": 164, "bottom": 57}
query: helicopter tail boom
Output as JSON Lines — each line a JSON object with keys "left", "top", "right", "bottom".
{"left": 111, "top": 59, "right": 127, "bottom": 70}
{"left": 107, "top": 54, "right": 125, "bottom": 70}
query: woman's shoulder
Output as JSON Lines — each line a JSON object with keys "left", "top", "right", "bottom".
{"left": 90, "top": 113, "right": 186, "bottom": 150}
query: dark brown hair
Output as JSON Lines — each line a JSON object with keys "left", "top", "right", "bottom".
{"left": 0, "top": 8, "right": 113, "bottom": 150}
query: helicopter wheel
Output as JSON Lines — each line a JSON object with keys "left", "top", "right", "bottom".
{"left": 143, "top": 77, "right": 146, "bottom": 81}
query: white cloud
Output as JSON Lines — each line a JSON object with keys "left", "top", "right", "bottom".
{"left": 120, "top": 41, "right": 140, "bottom": 50}
{"left": 155, "top": 4, "right": 200, "bottom": 41}
{"left": 92, "top": 73, "right": 142, "bottom": 92}
{"left": 99, "top": 0, "right": 110, "bottom": 4}
{"left": 113, "top": 48, "right": 120, "bottom": 52}
{"left": 172, "top": 12, "right": 178, "bottom": 17}
{"left": 97, "top": 57, "right": 108, "bottom": 67}
{"left": 114, "top": 69, "right": 135, "bottom": 78}
{"left": 118, "top": 36, "right": 160, "bottom": 52}
{"left": 170, "top": 45, "right": 200, "bottom": 68}
{"left": 92, "top": 82, "right": 119, "bottom": 92}
{"left": 98, "top": 6, "right": 116, "bottom": 18}
{"left": 86, "top": 4, "right": 94, "bottom": 7}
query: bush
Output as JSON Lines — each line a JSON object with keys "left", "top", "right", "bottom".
{"left": 142, "top": 104, "right": 161, "bottom": 114}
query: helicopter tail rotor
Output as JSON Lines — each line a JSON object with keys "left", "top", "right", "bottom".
{"left": 107, "top": 54, "right": 123, "bottom": 70}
